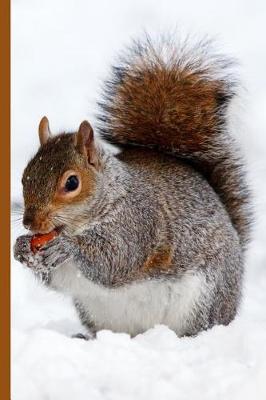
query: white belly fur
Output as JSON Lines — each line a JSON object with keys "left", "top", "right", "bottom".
{"left": 51, "top": 260, "right": 209, "bottom": 336}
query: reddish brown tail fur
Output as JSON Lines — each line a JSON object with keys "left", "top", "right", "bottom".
{"left": 97, "top": 35, "right": 251, "bottom": 247}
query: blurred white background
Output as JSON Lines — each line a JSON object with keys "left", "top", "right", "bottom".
{"left": 12, "top": 0, "right": 266, "bottom": 190}
{"left": 11, "top": 1, "right": 266, "bottom": 399}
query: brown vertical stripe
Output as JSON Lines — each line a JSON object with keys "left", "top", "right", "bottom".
{"left": 0, "top": 0, "right": 10, "bottom": 398}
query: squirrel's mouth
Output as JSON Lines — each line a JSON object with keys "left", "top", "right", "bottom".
{"left": 54, "top": 225, "right": 65, "bottom": 235}
{"left": 30, "top": 225, "right": 65, "bottom": 236}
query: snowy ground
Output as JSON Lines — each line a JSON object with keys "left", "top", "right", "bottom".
{"left": 11, "top": 1, "right": 266, "bottom": 399}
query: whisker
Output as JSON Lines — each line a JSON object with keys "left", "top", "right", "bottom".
{"left": 11, "top": 200, "right": 24, "bottom": 216}
{"left": 11, "top": 213, "right": 23, "bottom": 219}
{"left": 53, "top": 214, "right": 95, "bottom": 233}
{"left": 11, "top": 221, "right": 23, "bottom": 227}
{"left": 11, "top": 216, "right": 23, "bottom": 223}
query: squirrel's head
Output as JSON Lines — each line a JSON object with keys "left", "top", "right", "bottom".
{"left": 22, "top": 117, "right": 102, "bottom": 234}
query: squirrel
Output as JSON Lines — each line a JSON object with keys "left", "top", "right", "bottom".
{"left": 14, "top": 35, "right": 251, "bottom": 338}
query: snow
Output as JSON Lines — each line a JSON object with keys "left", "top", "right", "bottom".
{"left": 11, "top": 0, "right": 266, "bottom": 399}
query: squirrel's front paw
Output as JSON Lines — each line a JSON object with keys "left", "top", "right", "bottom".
{"left": 38, "top": 235, "right": 74, "bottom": 270}
{"left": 14, "top": 234, "right": 73, "bottom": 273}
{"left": 13, "top": 234, "right": 38, "bottom": 268}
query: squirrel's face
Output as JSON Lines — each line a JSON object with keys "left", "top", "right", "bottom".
{"left": 22, "top": 117, "right": 101, "bottom": 234}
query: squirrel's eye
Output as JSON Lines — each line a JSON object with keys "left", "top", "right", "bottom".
{"left": 65, "top": 175, "right": 79, "bottom": 192}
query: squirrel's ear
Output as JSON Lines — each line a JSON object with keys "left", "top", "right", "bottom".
{"left": 75, "top": 121, "right": 100, "bottom": 169}
{"left": 39, "top": 116, "right": 51, "bottom": 145}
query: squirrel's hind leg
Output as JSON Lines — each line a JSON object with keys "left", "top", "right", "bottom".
{"left": 73, "top": 298, "right": 98, "bottom": 339}
{"left": 71, "top": 331, "right": 96, "bottom": 340}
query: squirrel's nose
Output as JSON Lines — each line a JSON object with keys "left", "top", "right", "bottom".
{"left": 23, "top": 214, "right": 34, "bottom": 230}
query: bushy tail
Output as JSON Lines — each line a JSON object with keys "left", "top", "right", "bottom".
{"left": 97, "top": 35, "right": 251, "bottom": 248}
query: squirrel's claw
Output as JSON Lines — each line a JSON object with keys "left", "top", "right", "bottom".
{"left": 38, "top": 235, "right": 74, "bottom": 270}
{"left": 13, "top": 234, "right": 36, "bottom": 267}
